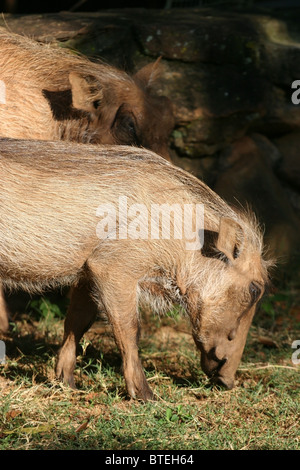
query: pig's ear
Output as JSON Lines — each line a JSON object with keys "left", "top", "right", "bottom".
{"left": 69, "top": 72, "right": 103, "bottom": 114}
{"left": 134, "top": 57, "right": 162, "bottom": 89}
{"left": 216, "top": 218, "right": 243, "bottom": 262}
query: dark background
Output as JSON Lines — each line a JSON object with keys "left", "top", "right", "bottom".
{"left": 0, "top": 0, "right": 297, "bottom": 14}
{"left": 2, "top": 0, "right": 167, "bottom": 13}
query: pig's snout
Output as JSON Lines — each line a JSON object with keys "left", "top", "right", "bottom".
{"left": 212, "top": 374, "right": 235, "bottom": 390}
{"left": 200, "top": 346, "right": 235, "bottom": 390}
{"left": 201, "top": 346, "right": 227, "bottom": 375}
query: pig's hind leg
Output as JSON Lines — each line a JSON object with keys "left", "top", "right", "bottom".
{"left": 56, "top": 280, "right": 98, "bottom": 388}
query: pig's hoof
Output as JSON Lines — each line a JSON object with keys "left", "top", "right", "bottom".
{"left": 128, "top": 382, "right": 155, "bottom": 402}
{"left": 61, "top": 374, "right": 77, "bottom": 390}
{"left": 56, "top": 366, "right": 77, "bottom": 390}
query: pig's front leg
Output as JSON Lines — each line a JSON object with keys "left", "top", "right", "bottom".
{"left": 93, "top": 271, "right": 154, "bottom": 401}
{"left": 111, "top": 317, "right": 154, "bottom": 401}
{"left": 57, "top": 272, "right": 154, "bottom": 401}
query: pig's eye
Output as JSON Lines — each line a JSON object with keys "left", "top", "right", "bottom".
{"left": 122, "top": 115, "right": 139, "bottom": 144}
{"left": 249, "top": 282, "right": 261, "bottom": 305}
{"left": 125, "top": 116, "right": 137, "bottom": 137}
{"left": 112, "top": 105, "right": 140, "bottom": 146}
{"left": 93, "top": 99, "right": 101, "bottom": 109}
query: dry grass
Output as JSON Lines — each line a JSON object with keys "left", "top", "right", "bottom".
{"left": 0, "top": 285, "right": 299, "bottom": 450}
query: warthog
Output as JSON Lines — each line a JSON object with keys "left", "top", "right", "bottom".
{"left": 0, "top": 29, "right": 174, "bottom": 332}
{"left": 0, "top": 30, "right": 174, "bottom": 157}
{"left": 0, "top": 139, "right": 269, "bottom": 399}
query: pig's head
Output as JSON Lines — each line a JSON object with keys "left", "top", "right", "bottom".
{"left": 189, "top": 217, "right": 268, "bottom": 390}
{"left": 68, "top": 59, "right": 174, "bottom": 160}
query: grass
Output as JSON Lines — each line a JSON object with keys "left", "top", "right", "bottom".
{"left": 0, "top": 283, "right": 299, "bottom": 450}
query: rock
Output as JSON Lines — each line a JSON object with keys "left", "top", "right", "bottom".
{"left": 150, "top": 60, "right": 269, "bottom": 158}
{"left": 170, "top": 152, "right": 217, "bottom": 186}
{"left": 273, "top": 132, "right": 300, "bottom": 190}
{"left": 214, "top": 135, "right": 300, "bottom": 271}
{"left": 281, "top": 185, "right": 300, "bottom": 218}
{"left": 134, "top": 9, "right": 263, "bottom": 65}
{"left": 251, "top": 133, "right": 281, "bottom": 167}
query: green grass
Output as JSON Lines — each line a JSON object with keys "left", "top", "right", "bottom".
{"left": 0, "top": 285, "right": 299, "bottom": 450}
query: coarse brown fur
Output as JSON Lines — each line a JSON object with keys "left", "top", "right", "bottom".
{"left": 0, "top": 30, "right": 174, "bottom": 157}
{"left": 0, "top": 139, "right": 270, "bottom": 399}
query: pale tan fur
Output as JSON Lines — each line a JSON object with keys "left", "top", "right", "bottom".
{"left": 0, "top": 139, "right": 269, "bottom": 398}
